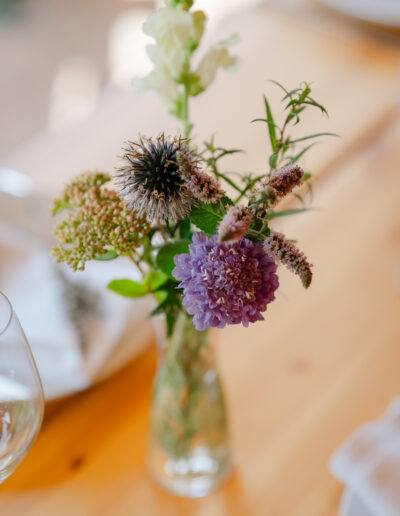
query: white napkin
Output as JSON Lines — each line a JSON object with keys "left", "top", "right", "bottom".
{"left": 0, "top": 221, "right": 152, "bottom": 400}
{"left": 330, "top": 399, "right": 400, "bottom": 516}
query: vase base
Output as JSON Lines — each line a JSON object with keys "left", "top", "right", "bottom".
{"left": 148, "top": 447, "right": 232, "bottom": 498}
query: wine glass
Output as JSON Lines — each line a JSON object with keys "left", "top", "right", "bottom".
{"left": 0, "top": 291, "right": 44, "bottom": 483}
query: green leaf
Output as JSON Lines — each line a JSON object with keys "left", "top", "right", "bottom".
{"left": 303, "top": 99, "right": 328, "bottom": 116}
{"left": 266, "top": 208, "right": 314, "bottom": 219}
{"left": 301, "top": 172, "right": 312, "bottom": 181}
{"left": 149, "top": 279, "right": 182, "bottom": 336}
{"left": 268, "top": 80, "right": 301, "bottom": 101}
{"left": 288, "top": 143, "right": 318, "bottom": 165}
{"left": 179, "top": 219, "right": 192, "bottom": 240}
{"left": 50, "top": 199, "right": 73, "bottom": 216}
{"left": 269, "top": 152, "right": 278, "bottom": 169}
{"left": 156, "top": 240, "right": 190, "bottom": 278}
{"left": 250, "top": 118, "right": 280, "bottom": 131}
{"left": 95, "top": 250, "right": 118, "bottom": 261}
{"left": 144, "top": 271, "right": 168, "bottom": 291}
{"left": 221, "top": 195, "right": 234, "bottom": 207}
{"left": 189, "top": 203, "right": 223, "bottom": 237}
{"left": 289, "top": 132, "right": 339, "bottom": 145}
{"left": 292, "top": 192, "right": 305, "bottom": 206}
{"left": 154, "top": 290, "right": 168, "bottom": 304}
{"left": 258, "top": 95, "right": 277, "bottom": 153}
{"left": 107, "top": 279, "right": 148, "bottom": 298}
{"left": 187, "top": 73, "right": 204, "bottom": 96}
{"left": 298, "top": 83, "right": 311, "bottom": 104}
{"left": 214, "top": 148, "right": 243, "bottom": 160}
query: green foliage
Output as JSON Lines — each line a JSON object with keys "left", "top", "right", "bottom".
{"left": 145, "top": 271, "right": 169, "bottom": 291}
{"left": 202, "top": 136, "right": 244, "bottom": 194}
{"left": 178, "top": 220, "right": 192, "bottom": 240}
{"left": 266, "top": 207, "right": 314, "bottom": 219}
{"left": 107, "top": 271, "right": 168, "bottom": 298}
{"left": 149, "top": 279, "right": 183, "bottom": 337}
{"left": 166, "top": 0, "right": 193, "bottom": 10}
{"left": 107, "top": 279, "right": 148, "bottom": 298}
{"left": 50, "top": 199, "right": 72, "bottom": 216}
{"left": 189, "top": 202, "right": 224, "bottom": 237}
{"left": 252, "top": 81, "right": 335, "bottom": 177}
{"left": 156, "top": 240, "right": 191, "bottom": 278}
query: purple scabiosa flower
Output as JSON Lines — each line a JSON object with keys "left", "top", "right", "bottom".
{"left": 177, "top": 150, "right": 223, "bottom": 204}
{"left": 217, "top": 205, "right": 253, "bottom": 243}
{"left": 264, "top": 231, "right": 312, "bottom": 288}
{"left": 172, "top": 233, "right": 279, "bottom": 330}
{"left": 115, "top": 134, "right": 195, "bottom": 223}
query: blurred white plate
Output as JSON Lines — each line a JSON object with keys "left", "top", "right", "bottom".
{"left": 317, "top": 0, "right": 400, "bottom": 28}
{"left": 0, "top": 194, "right": 153, "bottom": 401}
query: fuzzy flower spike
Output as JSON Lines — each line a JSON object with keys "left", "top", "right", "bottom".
{"left": 264, "top": 231, "right": 313, "bottom": 288}
{"left": 217, "top": 205, "right": 253, "bottom": 244}
{"left": 177, "top": 150, "right": 223, "bottom": 204}
{"left": 115, "top": 134, "right": 196, "bottom": 223}
{"left": 173, "top": 232, "right": 279, "bottom": 330}
{"left": 250, "top": 164, "right": 304, "bottom": 216}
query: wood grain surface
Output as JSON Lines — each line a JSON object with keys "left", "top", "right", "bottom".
{"left": 1, "top": 1, "right": 400, "bottom": 514}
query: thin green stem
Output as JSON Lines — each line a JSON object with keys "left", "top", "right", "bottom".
{"left": 157, "top": 221, "right": 169, "bottom": 243}
{"left": 210, "top": 162, "right": 242, "bottom": 194}
{"left": 246, "top": 229, "right": 269, "bottom": 242}
{"left": 128, "top": 252, "right": 146, "bottom": 276}
{"left": 182, "top": 82, "right": 191, "bottom": 139}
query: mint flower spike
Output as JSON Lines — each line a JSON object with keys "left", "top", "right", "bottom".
{"left": 269, "top": 164, "right": 304, "bottom": 197}
{"left": 264, "top": 231, "right": 312, "bottom": 289}
{"left": 177, "top": 150, "right": 223, "bottom": 204}
{"left": 51, "top": 172, "right": 150, "bottom": 271}
{"left": 250, "top": 164, "right": 304, "bottom": 216}
{"left": 217, "top": 205, "right": 253, "bottom": 244}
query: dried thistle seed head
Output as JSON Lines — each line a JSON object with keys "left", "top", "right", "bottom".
{"left": 264, "top": 231, "right": 312, "bottom": 288}
{"left": 115, "top": 135, "right": 196, "bottom": 222}
{"left": 218, "top": 205, "right": 253, "bottom": 243}
{"left": 177, "top": 150, "right": 223, "bottom": 204}
{"left": 51, "top": 171, "right": 150, "bottom": 271}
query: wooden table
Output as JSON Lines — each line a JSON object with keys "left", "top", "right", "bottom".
{"left": 1, "top": 2, "right": 400, "bottom": 514}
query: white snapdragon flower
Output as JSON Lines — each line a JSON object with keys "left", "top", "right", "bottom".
{"left": 143, "top": 7, "right": 205, "bottom": 79}
{"left": 133, "top": 6, "right": 238, "bottom": 110}
{"left": 133, "top": 66, "right": 180, "bottom": 105}
{"left": 195, "top": 37, "right": 238, "bottom": 90}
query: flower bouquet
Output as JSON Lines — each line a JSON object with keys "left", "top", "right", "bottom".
{"left": 51, "top": 0, "right": 333, "bottom": 498}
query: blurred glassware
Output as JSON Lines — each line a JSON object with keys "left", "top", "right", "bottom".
{"left": 0, "top": 168, "right": 34, "bottom": 198}
{"left": 0, "top": 291, "right": 44, "bottom": 483}
{"left": 317, "top": 0, "right": 400, "bottom": 29}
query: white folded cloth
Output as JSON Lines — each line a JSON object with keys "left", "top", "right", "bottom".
{"left": 330, "top": 399, "right": 400, "bottom": 516}
{"left": 0, "top": 220, "right": 152, "bottom": 400}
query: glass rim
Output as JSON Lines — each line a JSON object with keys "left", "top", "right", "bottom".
{"left": 0, "top": 291, "right": 13, "bottom": 337}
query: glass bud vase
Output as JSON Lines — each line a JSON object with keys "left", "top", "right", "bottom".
{"left": 147, "top": 311, "right": 232, "bottom": 498}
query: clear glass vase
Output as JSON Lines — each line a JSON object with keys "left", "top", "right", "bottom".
{"left": 147, "top": 311, "right": 232, "bottom": 498}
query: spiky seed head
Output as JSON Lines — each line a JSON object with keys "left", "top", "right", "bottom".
{"left": 115, "top": 134, "right": 195, "bottom": 223}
